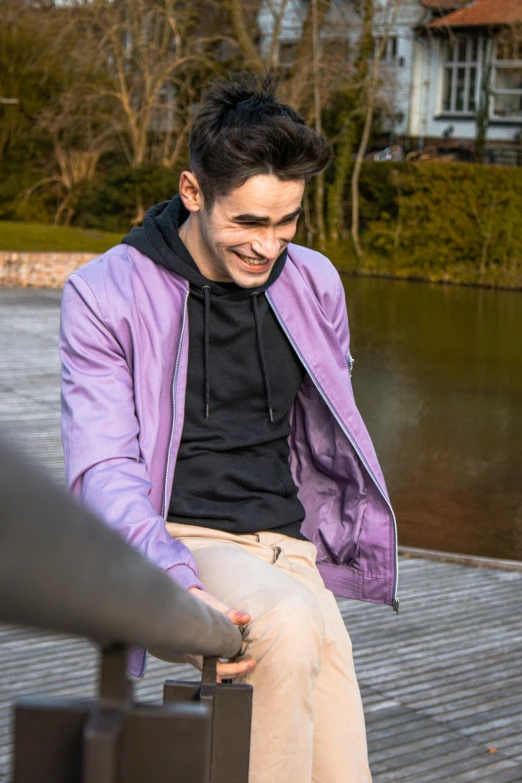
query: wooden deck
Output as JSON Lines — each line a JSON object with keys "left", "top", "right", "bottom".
{"left": 1, "top": 287, "right": 521, "bottom": 782}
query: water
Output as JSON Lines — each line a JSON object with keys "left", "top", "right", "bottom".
{"left": 343, "top": 275, "right": 522, "bottom": 561}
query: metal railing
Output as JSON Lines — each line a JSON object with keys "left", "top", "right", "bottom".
{"left": 0, "top": 438, "right": 251, "bottom": 782}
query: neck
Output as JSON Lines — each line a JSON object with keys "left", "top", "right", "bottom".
{"left": 178, "top": 212, "right": 230, "bottom": 282}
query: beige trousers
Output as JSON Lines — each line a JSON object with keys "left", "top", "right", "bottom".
{"left": 166, "top": 522, "right": 372, "bottom": 783}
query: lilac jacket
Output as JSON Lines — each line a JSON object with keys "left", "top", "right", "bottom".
{"left": 59, "top": 242, "right": 399, "bottom": 677}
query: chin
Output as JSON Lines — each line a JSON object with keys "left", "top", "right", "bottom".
{"left": 224, "top": 255, "right": 276, "bottom": 288}
{"left": 230, "top": 268, "right": 272, "bottom": 288}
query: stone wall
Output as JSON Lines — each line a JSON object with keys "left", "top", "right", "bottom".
{"left": 0, "top": 252, "right": 98, "bottom": 288}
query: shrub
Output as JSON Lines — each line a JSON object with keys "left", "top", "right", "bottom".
{"left": 358, "top": 162, "right": 522, "bottom": 287}
{"left": 72, "top": 165, "right": 182, "bottom": 234}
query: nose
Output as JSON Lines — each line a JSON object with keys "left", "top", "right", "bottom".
{"left": 251, "top": 228, "right": 280, "bottom": 260}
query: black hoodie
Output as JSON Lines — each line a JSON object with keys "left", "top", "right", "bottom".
{"left": 122, "top": 195, "right": 306, "bottom": 538}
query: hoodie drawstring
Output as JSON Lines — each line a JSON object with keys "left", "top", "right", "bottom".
{"left": 251, "top": 292, "right": 274, "bottom": 423}
{"left": 202, "top": 285, "right": 211, "bottom": 419}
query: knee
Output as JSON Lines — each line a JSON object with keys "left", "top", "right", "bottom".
{"left": 246, "top": 592, "right": 324, "bottom": 672}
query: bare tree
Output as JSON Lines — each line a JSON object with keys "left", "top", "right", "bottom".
{"left": 7, "top": 1, "right": 120, "bottom": 224}
{"left": 80, "top": 0, "right": 192, "bottom": 169}
{"left": 226, "top": 0, "right": 353, "bottom": 250}
{"left": 54, "top": 0, "right": 228, "bottom": 221}
{"left": 22, "top": 90, "right": 117, "bottom": 225}
{"left": 351, "top": 0, "right": 403, "bottom": 261}
{"left": 284, "top": 0, "right": 333, "bottom": 111}
{"left": 226, "top": 0, "right": 336, "bottom": 116}
{"left": 263, "top": 0, "right": 291, "bottom": 68}
{"left": 326, "top": 0, "right": 374, "bottom": 245}
{"left": 227, "top": 0, "right": 264, "bottom": 69}
{"left": 225, "top": 0, "right": 404, "bottom": 254}
{"left": 312, "top": 0, "right": 327, "bottom": 247}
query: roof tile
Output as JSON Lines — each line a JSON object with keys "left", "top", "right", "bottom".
{"left": 428, "top": 0, "right": 522, "bottom": 27}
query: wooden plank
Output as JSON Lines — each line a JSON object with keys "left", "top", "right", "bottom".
{"left": 365, "top": 702, "right": 520, "bottom": 745}
{"left": 369, "top": 728, "right": 473, "bottom": 766}
{"left": 400, "top": 545, "right": 522, "bottom": 572}
{"left": 395, "top": 678, "right": 522, "bottom": 711}
{"left": 401, "top": 763, "right": 522, "bottom": 783}
{"left": 368, "top": 666, "right": 522, "bottom": 700}
{"left": 373, "top": 746, "right": 510, "bottom": 782}
{"left": 430, "top": 760, "right": 522, "bottom": 783}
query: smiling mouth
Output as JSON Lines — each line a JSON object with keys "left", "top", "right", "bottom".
{"left": 233, "top": 251, "right": 271, "bottom": 268}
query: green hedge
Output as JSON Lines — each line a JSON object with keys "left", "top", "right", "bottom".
{"left": 72, "top": 165, "right": 181, "bottom": 234}
{"left": 0, "top": 161, "right": 181, "bottom": 234}
{"left": 351, "top": 162, "right": 522, "bottom": 288}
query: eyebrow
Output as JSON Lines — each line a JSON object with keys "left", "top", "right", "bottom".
{"left": 231, "top": 207, "right": 303, "bottom": 225}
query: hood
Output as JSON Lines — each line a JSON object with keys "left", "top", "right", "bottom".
{"left": 121, "top": 194, "right": 287, "bottom": 298}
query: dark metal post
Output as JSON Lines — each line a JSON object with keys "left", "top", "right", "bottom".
{"left": 81, "top": 646, "right": 130, "bottom": 783}
{"left": 164, "top": 658, "right": 253, "bottom": 782}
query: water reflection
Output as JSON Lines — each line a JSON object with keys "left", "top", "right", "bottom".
{"left": 343, "top": 276, "right": 522, "bottom": 561}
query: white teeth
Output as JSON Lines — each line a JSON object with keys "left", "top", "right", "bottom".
{"left": 236, "top": 253, "right": 266, "bottom": 266}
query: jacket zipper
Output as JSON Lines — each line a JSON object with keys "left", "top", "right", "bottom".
{"left": 266, "top": 291, "right": 399, "bottom": 613}
{"left": 162, "top": 290, "right": 190, "bottom": 519}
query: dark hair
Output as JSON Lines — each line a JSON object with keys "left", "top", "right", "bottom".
{"left": 189, "top": 72, "right": 331, "bottom": 206}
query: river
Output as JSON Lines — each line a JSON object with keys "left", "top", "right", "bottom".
{"left": 343, "top": 275, "right": 522, "bottom": 562}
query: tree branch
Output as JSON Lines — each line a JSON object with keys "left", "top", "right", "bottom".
{"left": 226, "top": 0, "right": 263, "bottom": 69}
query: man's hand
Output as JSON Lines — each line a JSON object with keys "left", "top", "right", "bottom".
{"left": 186, "top": 587, "right": 256, "bottom": 682}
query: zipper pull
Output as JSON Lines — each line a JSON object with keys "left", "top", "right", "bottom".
{"left": 392, "top": 598, "right": 400, "bottom": 614}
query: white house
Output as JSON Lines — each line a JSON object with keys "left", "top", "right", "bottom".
{"left": 411, "top": 0, "right": 522, "bottom": 160}
{"left": 259, "top": 0, "right": 522, "bottom": 162}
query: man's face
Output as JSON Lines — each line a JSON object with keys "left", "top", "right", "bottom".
{"left": 196, "top": 174, "right": 305, "bottom": 288}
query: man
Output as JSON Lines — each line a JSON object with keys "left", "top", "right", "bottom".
{"left": 60, "top": 74, "right": 399, "bottom": 783}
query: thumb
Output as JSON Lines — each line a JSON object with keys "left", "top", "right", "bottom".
{"left": 227, "top": 607, "right": 251, "bottom": 626}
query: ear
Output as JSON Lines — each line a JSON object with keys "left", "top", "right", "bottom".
{"left": 179, "top": 171, "right": 204, "bottom": 213}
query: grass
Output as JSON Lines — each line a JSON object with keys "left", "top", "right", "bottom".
{"left": 0, "top": 221, "right": 123, "bottom": 253}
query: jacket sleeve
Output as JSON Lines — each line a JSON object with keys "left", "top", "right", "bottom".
{"left": 328, "top": 273, "right": 355, "bottom": 378}
{"left": 59, "top": 272, "right": 203, "bottom": 592}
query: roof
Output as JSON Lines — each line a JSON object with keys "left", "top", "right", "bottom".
{"left": 428, "top": 0, "right": 522, "bottom": 27}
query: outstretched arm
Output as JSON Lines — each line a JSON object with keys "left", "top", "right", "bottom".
{"left": 59, "top": 272, "right": 203, "bottom": 591}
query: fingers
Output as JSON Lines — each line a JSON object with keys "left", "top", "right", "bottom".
{"left": 183, "top": 652, "right": 256, "bottom": 681}
{"left": 216, "top": 657, "right": 256, "bottom": 679}
{"left": 226, "top": 607, "right": 251, "bottom": 626}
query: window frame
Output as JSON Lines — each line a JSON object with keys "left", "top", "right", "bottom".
{"left": 491, "top": 39, "right": 522, "bottom": 120}
{"left": 440, "top": 34, "right": 480, "bottom": 115}
{"left": 375, "top": 35, "right": 399, "bottom": 64}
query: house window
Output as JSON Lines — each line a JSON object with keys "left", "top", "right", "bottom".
{"left": 492, "top": 37, "right": 522, "bottom": 118}
{"left": 441, "top": 35, "right": 479, "bottom": 113}
{"left": 375, "top": 35, "right": 398, "bottom": 63}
